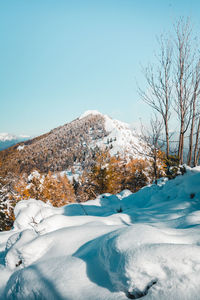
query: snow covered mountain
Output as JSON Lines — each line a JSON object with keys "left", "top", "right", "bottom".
{"left": 0, "top": 133, "right": 30, "bottom": 151}
{"left": 0, "top": 133, "right": 18, "bottom": 142}
{"left": 0, "top": 111, "right": 146, "bottom": 176}
{"left": 1, "top": 166, "right": 200, "bottom": 299}
{"left": 79, "top": 110, "right": 145, "bottom": 158}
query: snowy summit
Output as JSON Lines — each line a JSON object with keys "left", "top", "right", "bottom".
{"left": 79, "top": 110, "right": 103, "bottom": 119}
{"left": 79, "top": 110, "right": 146, "bottom": 158}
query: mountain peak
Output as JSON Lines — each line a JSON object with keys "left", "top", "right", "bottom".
{"left": 0, "top": 133, "right": 30, "bottom": 142}
{"left": 0, "top": 111, "right": 146, "bottom": 175}
{"left": 0, "top": 133, "right": 17, "bottom": 141}
{"left": 79, "top": 110, "right": 103, "bottom": 120}
{"left": 0, "top": 133, "right": 30, "bottom": 151}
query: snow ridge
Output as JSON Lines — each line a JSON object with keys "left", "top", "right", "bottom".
{"left": 80, "top": 110, "right": 146, "bottom": 158}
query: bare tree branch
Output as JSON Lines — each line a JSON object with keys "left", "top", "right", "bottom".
{"left": 138, "top": 35, "right": 173, "bottom": 158}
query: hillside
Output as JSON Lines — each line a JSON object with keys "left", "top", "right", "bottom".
{"left": 0, "top": 167, "right": 200, "bottom": 299}
{"left": 0, "top": 111, "right": 153, "bottom": 231}
{"left": 0, "top": 111, "right": 146, "bottom": 176}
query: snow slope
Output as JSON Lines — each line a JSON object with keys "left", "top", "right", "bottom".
{"left": 1, "top": 167, "right": 200, "bottom": 299}
{"left": 79, "top": 110, "right": 103, "bottom": 119}
{"left": 80, "top": 110, "right": 147, "bottom": 158}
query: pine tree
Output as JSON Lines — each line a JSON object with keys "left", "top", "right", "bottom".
{"left": 82, "top": 150, "right": 123, "bottom": 198}
{"left": 14, "top": 171, "right": 75, "bottom": 207}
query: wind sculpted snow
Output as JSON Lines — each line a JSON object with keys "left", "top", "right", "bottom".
{"left": 1, "top": 166, "right": 200, "bottom": 299}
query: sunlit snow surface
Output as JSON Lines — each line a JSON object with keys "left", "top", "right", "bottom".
{"left": 80, "top": 110, "right": 147, "bottom": 159}
{"left": 1, "top": 167, "right": 200, "bottom": 299}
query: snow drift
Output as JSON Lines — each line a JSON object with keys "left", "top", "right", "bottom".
{"left": 1, "top": 167, "right": 200, "bottom": 299}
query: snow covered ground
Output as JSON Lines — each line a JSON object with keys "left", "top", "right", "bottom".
{"left": 1, "top": 167, "right": 200, "bottom": 299}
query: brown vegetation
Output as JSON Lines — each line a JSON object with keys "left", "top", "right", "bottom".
{"left": 0, "top": 115, "right": 108, "bottom": 178}
{"left": 14, "top": 171, "right": 75, "bottom": 206}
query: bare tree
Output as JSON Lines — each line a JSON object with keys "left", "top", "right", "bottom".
{"left": 140, "top": 115, "right": 164, "bottom": 184}
{"left": 140, "top": 18, "right": 200, "bottom": 166}
{"left": 173, "top": 18, "right": 197, "bottom": 165}
{"left": 193, "top": 116, "right": 200, "bottom": 166}
{"left": 187, "top": 59, "right": 200, "bottom": 166}
{"left": 139, "top": 36, "right": 172, "bottom": 158}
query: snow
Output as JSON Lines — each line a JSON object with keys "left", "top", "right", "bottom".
{"left": 60, "top": 166, "right": 82, "bottom": 183}
{"left": 79, "top": 110, "right": 103, "bottom": 119}
{"left": 1, "top": 167, "right": 200, "bottom": 299}
{"left": 79, "top": 110, "right": 148, "bottom": 159}
{"left": 17, "top": 145, "right": 24, "bottom": 151}
{"left": 0, "top": 133, "right": 29, "bottom": 142}
{"left": 27, "top": 170, "right": 42, "bottom": 182}
{"left": 102, "top": 114, "right": 146, "bottom": 157}
{"left": 0, "top": 133, "right": 17, "bottom": 142}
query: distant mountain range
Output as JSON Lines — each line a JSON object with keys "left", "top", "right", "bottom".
{"left": 0, "top": 111, "right": 146, "bottom": 176}
{"left": 0, "top": 133, "right": 30, "bottom": 151}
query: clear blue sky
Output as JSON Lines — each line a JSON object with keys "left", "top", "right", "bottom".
{"left": 1, "top": 0, "right": 200, "bottom": 136}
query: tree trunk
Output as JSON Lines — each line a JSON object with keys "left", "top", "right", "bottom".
{"left": 165, "top": 117, "right": 169, "bottom": 158}
{"left": 194, "top": 117, "right": 200, "bottom": 166}
{"left": 178, "top": 120, "right": 184, "bottom": 165}
{"left": 153, "top": 149, "right": 158, "bottom": 184}
{"left": 196, "top": 148, "right": 200, "bottom": 166}
{"left": 187, "top": 100, "right": 196, "bottom": 166}
{"left": 180, "top": 133, "right": 184, "bottom": 164}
